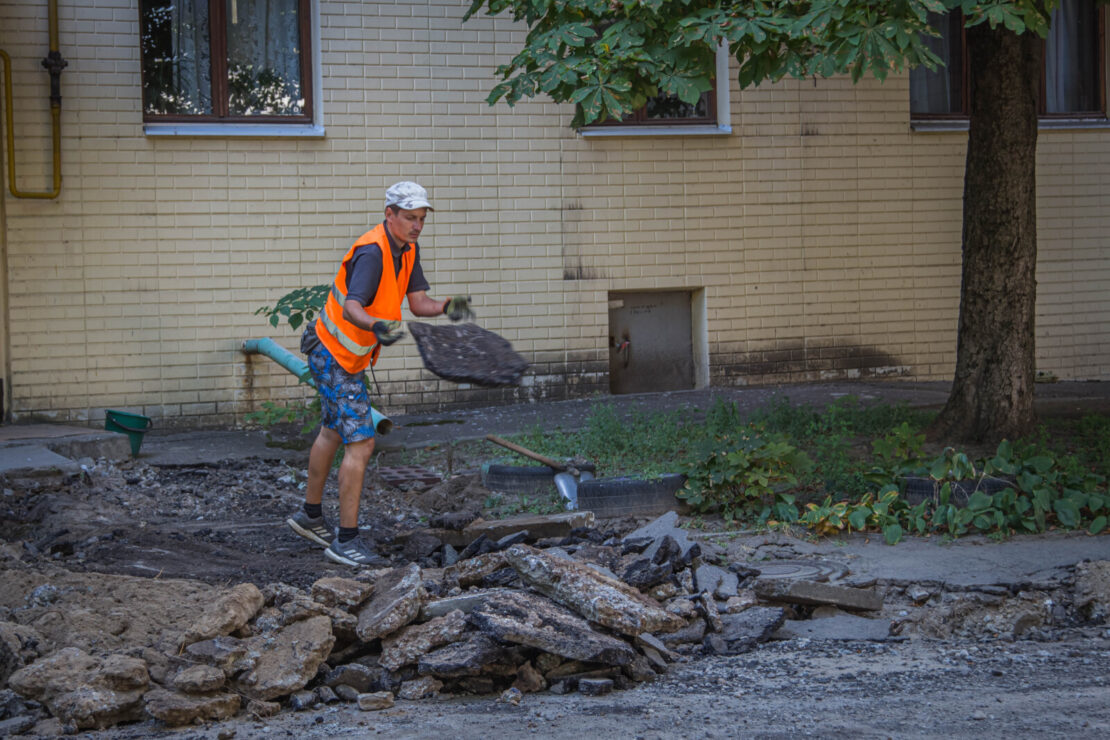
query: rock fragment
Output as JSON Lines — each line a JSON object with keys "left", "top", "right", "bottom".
{"left": 724, "top": 590, "right": 758, "bottom": 614}
{"left": 357, "top": 691, "right": 395, "bottom": 710}
{"left": 355, "top": 564, "right": 426, "bottom": 642}
{"left": 444, "top": 552, "right": 509, "bottom": 588}
{"left": 8, "top": 648, "right": 148, "bottom": 730}
{"left": 232, "top": 615, "right": 335, "bottom": 701}
{"left": 398, "top": 676, "right": 443, "bottom": 700}
{"left": 323, "top": 663, "right": 388, "bottom": 694}
{"left": 578, "top": 677, "right": 613, "bottom": 696}
{"left": 1074, "top": 560, "right": 1110, "bottom": 622}
{"left": 699, "top": 591, "right": 723, "bottom": 632}
{"left": 143, "top": 689, "right": 239, "bottom": 726}
{"left": 512, "top": 661, "right": 546, "bottom": 693}
{"left": 180, "top": 583, "right": 264, "bottom": 647}
{"left": 171, "top": 663, "right": 225, "bottom": 693}
{"left": 380, "top": 610, "right": 468, "bottom": 670}
{"left": 183, "top": 636, "right": 252, "bottom": 676}
{"left": 246, "top": 698, "right": 281, "bottom": 718}
{"left": 0, "top": 622, "right": 47, "bottom": 687}
{"left": 311, "top": 577, "right": 374, "bottom": 609}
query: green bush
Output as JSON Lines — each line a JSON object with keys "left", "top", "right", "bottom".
{"left": 677, "top": 430, "right": 814, "bottom": 523}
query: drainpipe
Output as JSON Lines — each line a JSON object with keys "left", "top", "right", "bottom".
{"left": 0, "top": 0, "right": 65, "bottom": 199}
{"left": 242, "top": 338, "right": 393, "bottom": 435}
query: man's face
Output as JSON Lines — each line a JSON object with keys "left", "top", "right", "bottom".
{"left": 385, "top": 207, "right": 427, "bottom": 244}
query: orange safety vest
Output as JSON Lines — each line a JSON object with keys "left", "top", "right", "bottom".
{"left": 314, "top": 223, "right": 416, "bottom": 373}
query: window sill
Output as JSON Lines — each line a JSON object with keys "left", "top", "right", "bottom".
{"left": 912, "top": 118, "right": 1110, "bottom": 132}
{"left": 579, "top": 123, "right": 732, "bottom": 138}
{"left": 143, "top": 122, "right": 326, "bottom": 138}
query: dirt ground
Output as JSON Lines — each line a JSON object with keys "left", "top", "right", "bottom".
{"left": 3, "top": 433, "right": 1110, "bottom": 738}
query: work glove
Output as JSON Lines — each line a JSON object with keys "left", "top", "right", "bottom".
{"left": 371, "top": 319, "right": 405, "bottom": 346}
{"left": 444, "top": 295, "right": 475, "bottom": 322}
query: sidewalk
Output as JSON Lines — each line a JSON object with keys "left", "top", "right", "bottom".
{"left": 3, "top": 379, "right": 1110, "bottom": 471}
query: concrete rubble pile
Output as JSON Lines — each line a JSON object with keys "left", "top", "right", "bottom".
{"left": 0, "top": 511, "right": 887, "bottom": 733}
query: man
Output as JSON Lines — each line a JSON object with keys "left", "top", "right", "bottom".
{"left": 286, "top": 181, "right": 473, "bottom": 566}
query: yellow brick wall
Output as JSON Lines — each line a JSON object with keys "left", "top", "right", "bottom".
{"left": 1, "top": 0, "right": 1108, "bottom": 427}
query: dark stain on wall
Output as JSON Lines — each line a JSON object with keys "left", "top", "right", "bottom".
{"left": 711, "top": 340, "right": 911, "bottom": 386}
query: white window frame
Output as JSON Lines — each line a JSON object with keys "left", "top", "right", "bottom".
{"left": 142, "top": 0, "right": 324, "bottom": 138}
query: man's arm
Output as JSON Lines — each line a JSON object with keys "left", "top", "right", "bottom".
{"left": 407, "top": 290, "right": 448, "bottom": 318}
{"left": 342, "top": 299, "right": 382, "bottom": 330}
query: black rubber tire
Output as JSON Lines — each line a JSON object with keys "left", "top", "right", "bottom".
{"left": 901, "top": 475, "right": 1016, "bottom": 507}
{"left": 481, "top": 463, "right": 597, "bottom": 495}
{"left": 576, "top": 473, "right": 687, "bottom": 518}
{"left": 481, "top": 464, "right": 557, "bottom": 494}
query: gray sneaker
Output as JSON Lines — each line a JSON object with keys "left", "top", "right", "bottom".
{"left": 286, "top": 509, "right": 335, "bottom": 547}
{"left": 325, "top": 536, "right": 390, "bottom": 567}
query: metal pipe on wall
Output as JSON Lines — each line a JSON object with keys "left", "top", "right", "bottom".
{"left": 0, "top": 0, "right": 65, "bottom": 199}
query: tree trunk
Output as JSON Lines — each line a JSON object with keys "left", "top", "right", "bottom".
{"left": 929, "top": 23, "right": 1041, "bottom": 445}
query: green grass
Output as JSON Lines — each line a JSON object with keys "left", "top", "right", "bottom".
{"left": 499, "top": 394, "right": 937, "bottom": 487}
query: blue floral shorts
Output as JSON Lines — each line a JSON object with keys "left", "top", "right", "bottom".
{"left": 306, "top": 346, "right": 376, "bottom": 444}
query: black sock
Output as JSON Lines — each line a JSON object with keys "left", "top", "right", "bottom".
{"left": 304, "top": 502, "right": 323, "bottom": 519}
{"left": 338, "top": 526, "right": 359, "bottom": 543}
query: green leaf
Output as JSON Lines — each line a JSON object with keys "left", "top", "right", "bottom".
{"left": 883, "top": 523, "right": 903, "bottom": 545}
{"left": 1088, "top": 515, "right": 1107, "bottom": 535}
{"left": 929, "top": 457, "right": 948, "bottom": 480}
{"left": 967, "top": 490, "right": 994, "bottom": 511}
{"left": 1026, "top": 455, "right": 1054, "bottom": 474}
{"left": 848, "top": 507, "right": 870, "bottom": 530}
{"left": 1054, "top": 499, "right": 1081, "bottom": 529}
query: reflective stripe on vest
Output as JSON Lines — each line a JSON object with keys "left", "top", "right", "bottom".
{"left": 313, "top": 223, "right": 415, "bottom": 374}
{"left": 319, "top": 309, "right": 374, "bottom": 356}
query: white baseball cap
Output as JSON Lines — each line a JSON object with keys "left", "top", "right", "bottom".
{"left": 384, "top": 181, "right": 433, "bottom": 211}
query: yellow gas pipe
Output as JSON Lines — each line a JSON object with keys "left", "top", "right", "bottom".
{"left": 0, "top": 0, "right": 65, "bottom": 199}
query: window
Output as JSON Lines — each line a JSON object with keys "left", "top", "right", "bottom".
{"left": 911, "top": 0, "right": 1105, "bottom": 119}
{"left": 139, "top": 0, "right": 312, "bottom": 123}
{"left": 579, "top": 45, "right": 732, "bottom": 136}
{"left": 589, "top": 89, "right": 717, "bottom": 127}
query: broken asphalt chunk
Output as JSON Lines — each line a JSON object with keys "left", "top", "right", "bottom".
{"left": 469, "top": 590, "right": 638, "bottom": 666}
{"left": 462, "top": 511, "right": 595, "bottom": 545}
{"left": 504, "top": 544, "right": 686, "bottom": 637}
{"left": 355, "top": 563, "right": 427, "bottom": 642}
{"left": 379, "top": 610, "right": 468, "bottom": 671}
{"left": 710, "top": 607, "right": 786, "bottom": 655}
{"left": 754, "top": 578, "right": 883, "bottom": 612}
{"left": 417, "top": 633, "right": 516, "bottom": 678}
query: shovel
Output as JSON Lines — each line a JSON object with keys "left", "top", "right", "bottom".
{"left": 485, "top": 434, "right": 594, "bottom": 510}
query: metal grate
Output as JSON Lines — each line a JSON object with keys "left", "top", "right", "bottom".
{"left": 377, "top": 465, "right": 442, "bottom": 487}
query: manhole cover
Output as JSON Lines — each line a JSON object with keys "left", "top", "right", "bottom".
{"left": 378, "top": 465, "right": 441, "bottom": 487}
{"left": 752, "top": 559, "right": 848, "bottom": 583}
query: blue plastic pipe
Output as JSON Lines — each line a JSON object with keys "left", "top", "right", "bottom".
{"left": 241, "top": 337, "right": 392, "bottom": 435}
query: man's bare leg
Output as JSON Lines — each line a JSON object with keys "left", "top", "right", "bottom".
{"left": 305, "top": 426, "right": 342, "bottom": 506}
{"left": 337, "top": 437, "right": 375, "bottom": 529}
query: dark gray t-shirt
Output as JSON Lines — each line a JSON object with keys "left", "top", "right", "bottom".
{"left": 302, "top": 222, "right": 430, "bottom": 354}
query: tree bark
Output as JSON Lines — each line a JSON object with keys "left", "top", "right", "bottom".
{"left": 930, "top": 23, "right": 1041, "bottom": 444}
